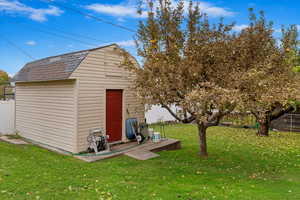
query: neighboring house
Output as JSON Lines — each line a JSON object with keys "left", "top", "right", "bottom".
{"left": 13, "top": 44, "right": 145, "bottom": 153}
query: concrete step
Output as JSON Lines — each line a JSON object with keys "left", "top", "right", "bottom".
{"left": 0, "top": 136, "right": 28, "bottom": 145}
{"left": 125, "top": 150, "right": 160, "bottom": 160}
{"left": 75, "top": 138, "right": 181, "bottom": 162}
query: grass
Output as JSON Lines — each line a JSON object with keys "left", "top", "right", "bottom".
{"left": 0, "top": 124, "right": 299, "bottom": 200}
{"left": 220, "top": 113, "right": 256, "bottom": 127}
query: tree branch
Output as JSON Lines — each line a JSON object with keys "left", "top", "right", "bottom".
{"left": 251, "top": 110, "right": 259, "bottom": 119}
{"left": 161, "top": 104, "right": 182, "bottom": 121}
{"left": 161, "top": 104, "right": 195, "bottom": 123}
{"left": 270, "top": 105, "right": 294, "bottom": 121}
{"left": 184, "top": 116, "right": 196, "bottom": 123}
{"left": 206, "top": 107, "right": 234, "bottom": 127}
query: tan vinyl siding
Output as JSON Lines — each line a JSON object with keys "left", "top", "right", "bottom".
{"left": 70, "top": 45, "right": 144, "bottom": 152}
{"left": 15, "top": 80, "right": 77, "bottom": 153}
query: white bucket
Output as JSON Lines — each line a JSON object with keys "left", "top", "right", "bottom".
{"left": 152, "top": 132, "right": 161, "bottom": 143}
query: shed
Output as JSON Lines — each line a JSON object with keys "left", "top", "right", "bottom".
{"left": 13, "top": 44, "right": 145, "bottom": 153}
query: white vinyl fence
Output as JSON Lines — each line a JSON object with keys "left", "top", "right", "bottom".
{"left": 146, "top": 105, "right": 176, "bottom": 124}
{"left": 0, "top": 100, "right": 15, "bottom": 135}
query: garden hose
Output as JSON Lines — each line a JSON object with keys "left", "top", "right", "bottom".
{"left": 21, "top": 135, "right": 150, "bottom": 157}
{"left": 72, "top": 140, "right": 147, "bottom": 157}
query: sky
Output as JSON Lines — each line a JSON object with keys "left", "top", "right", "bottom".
{"left": 0, "top": 0, "right": 300, "bottom": 77}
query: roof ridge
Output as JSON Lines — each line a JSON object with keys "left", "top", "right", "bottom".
{"left": 26, "top": 43, "right": 117, "bottom": 65}
{"left": 13, "top": 43, "right": 121, "bottom": 83}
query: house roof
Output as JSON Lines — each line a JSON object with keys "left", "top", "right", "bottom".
{"left": 13, "top": 44, "right": 117, "bottom": 83}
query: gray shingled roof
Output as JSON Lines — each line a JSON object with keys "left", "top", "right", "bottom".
{"left": 13, "top": 44, "right": 115, "bottom": 82}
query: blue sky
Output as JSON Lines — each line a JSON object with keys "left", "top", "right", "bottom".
{"left": 0, "top": 0, "right": 299, "bottom": 76}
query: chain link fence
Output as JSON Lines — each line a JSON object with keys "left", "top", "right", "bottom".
{"left": 271, "top": 112, "right": 300, "bottom": 132}
{"left": 220, "top": 111, "right": 300, "bottom": 133}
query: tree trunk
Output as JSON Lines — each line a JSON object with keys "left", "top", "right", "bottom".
{"left": 197, "top": 122, "right": 208, "bottom": 157}
{"left": 257, "top": 117, "right": 270, "bottom": 136}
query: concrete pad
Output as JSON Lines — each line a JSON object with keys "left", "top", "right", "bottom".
{"left": 74, "top": 138, "right": 181, "bottom": 162}
{"left": 125, "top": 150, "right": 160, "bottom": 160}
{"left": 74, "top": 152, "right": 122, "bottom": 162}
{"left": 0, "top": 136, "right": 28, "bottom": 145}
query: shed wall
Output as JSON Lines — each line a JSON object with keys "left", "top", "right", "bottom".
{"left": 15, "top": 80, "right": 77, "bottom": 152}
{"left": 70, "top": 45, "right": 144, "bottom": 152}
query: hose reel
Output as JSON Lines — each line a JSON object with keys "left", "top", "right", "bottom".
{"left": 87, "top": 128, "right": 110, "bottom": 153}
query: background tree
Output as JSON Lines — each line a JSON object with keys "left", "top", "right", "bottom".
{"left": 0, "top": 70, "right": 10, "bottom": 99}
{"left": 233, "top": 10, "right": 300, "bottom": 136}
{"left": 122, "top": 0, "right": 240, "bottom": 157}
{"left": 0, "top": 70, "right": 9, "bottom": 83}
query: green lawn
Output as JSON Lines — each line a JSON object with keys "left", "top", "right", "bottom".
{"left": 0, "top": 124, "right": 299, "bottom": 200}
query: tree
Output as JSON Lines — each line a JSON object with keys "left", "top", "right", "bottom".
{"left": 122, "top": 0, "right": 240, "bottom": 157}
{"left": 0, "top": 70, "right": 10, "bottom": 99}
{"left": 233, "top": 10, "right": 300, "bottom": 136}
{"left": 0, "top": 70, "right": 9, "bottom": 84}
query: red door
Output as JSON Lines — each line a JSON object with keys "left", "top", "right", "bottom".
{"left": 106, "top": 90, "right": 123, "bottom": 142}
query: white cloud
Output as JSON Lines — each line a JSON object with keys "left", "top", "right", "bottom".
{"left": 275, "top": 25, "right": 300, "bottom": 34}
{"left": 85, "top": 0, "right": 234, "bottom": 19}
{"left": 0, "top": 0, "right": 63, "bottom": 22}
{"left": 25, "top": 40, "right": 37, "bottom": 46}
{"left": 116, "top": 40, "right": 135, "bottom": 47}
{"left": 85, "top": 3, "right": 145, "bottom": 18}
{"left": 195, "top": 1, "right": 235, "bottom": 17}
{"left": 232, "top": 24, "right": 248, "bottom": 32}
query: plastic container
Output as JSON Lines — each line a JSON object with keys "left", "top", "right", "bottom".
{"left": 152, "top": 132, "right": 161, "bottom": 143}
{"left": 126, "top": 118, "right": 138, "bottom": 140}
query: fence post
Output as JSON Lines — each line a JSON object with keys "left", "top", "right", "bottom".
{"left": 290, "top": 113, "right": 293, "bottom": 132}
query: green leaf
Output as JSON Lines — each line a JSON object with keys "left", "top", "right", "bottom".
{"left": 292, "top": 66, "right": 300, "bottom": 72}
{"left": 288, "top": 99, "right": 300, "bottom": 111}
